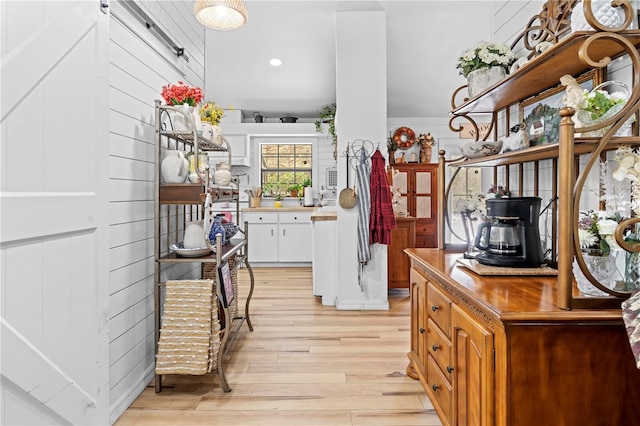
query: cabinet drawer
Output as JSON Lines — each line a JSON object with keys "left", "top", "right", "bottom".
{"left": 427, "top": 318, "right": 452, "bottom": 379}
{"left": 427, "top": 354, "right": 452, "bottom": 423}
{"left": 427, "top": 283, "right": 451, "bottom": 337}
{"left": 278, "top": 212, "right": 311, "bottom": 223}
{"left": 244, "top": 212, "right": 278, "bottom": 224}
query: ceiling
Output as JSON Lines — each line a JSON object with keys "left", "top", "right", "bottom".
{"left": 204, "top": 1, "right": 493, "bottom": 121}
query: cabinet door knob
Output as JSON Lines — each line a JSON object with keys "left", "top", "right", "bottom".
{"left": 259, "top": 217, "right": 262, "bottom": 220}
{"left": 294, "top": 216, "right": 297, "bottom": 220}
{"left": 446, "top": 366, "right": 454, "bottom": 373}
{"left": 432, "top": 344, "right": 439, "bottom": 352}
{"left": 419, "top": 327, "right": 425, "bottom": 334}
{"left": 432, "top": 384, "right": 439, "bottom": 391}
{"left": 431, "top": 305, "right": 439, "bottom": 312}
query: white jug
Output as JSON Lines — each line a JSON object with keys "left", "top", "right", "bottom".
{"left": 183, "top": 220, "right": 205, "bottom": 249}
{"left": 161, "top": 150, "right": 189, "bottom": 183}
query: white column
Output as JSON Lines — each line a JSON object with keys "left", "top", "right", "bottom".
{"left": 334, "top": 10, "right": 388, "bottom": 310}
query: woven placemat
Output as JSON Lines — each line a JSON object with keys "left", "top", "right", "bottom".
{"left": 457, "top": 257, "right": 558, "bottom": 276}
{"left": 156, "top": 280, "right": 219, "bottom": 375}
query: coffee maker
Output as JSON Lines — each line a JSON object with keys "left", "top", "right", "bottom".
{"left": 474, "top": 197, "right": 545, "bottom": 268}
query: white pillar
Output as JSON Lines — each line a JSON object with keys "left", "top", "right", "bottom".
{"left": 334, "top": 10, "right": 388, "bottom": 310}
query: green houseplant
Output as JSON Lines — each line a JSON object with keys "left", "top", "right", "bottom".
{"left": 314, "top": 104, "right": 337, "bottom": 145}
{"left": 288, "top": 183, "right": 301, "bottom": 198}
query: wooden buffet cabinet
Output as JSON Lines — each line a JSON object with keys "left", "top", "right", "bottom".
{"left": 406, "top": 249, "right": 640, "bottom": 426}
{"left": 405, "top": 2, "right": 640, "bottom": 425}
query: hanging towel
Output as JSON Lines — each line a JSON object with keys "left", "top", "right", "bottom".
{"left": 356, "top": 149, "right": 371, "bottom": 292}
{"left": 369, "top": 149, "right": 397, "bottom": 244}
{"left": 622, "top": 290, "right": 640, "bottom": 369}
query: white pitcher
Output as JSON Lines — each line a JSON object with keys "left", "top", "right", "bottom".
{"left": 183, "top": 220, "right": 205, "bottom": 249}
{"left": 161, "top": 150, "right": 189, "bottom": 183}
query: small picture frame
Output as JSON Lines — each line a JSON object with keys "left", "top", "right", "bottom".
{"left": 217, "top": 261, "right": 234, "bottom": 308}
{"left": 520, "top": 68, "right": 604, "bottom": 146}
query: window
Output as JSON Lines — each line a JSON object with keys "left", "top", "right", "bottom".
{"left": 260, "top": 143, "right": 312, "bottom": 196}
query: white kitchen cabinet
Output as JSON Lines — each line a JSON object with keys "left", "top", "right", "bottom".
{"left": 208, "top": 133, "right": 250, "bottom": 166}
{"left": 244, "top": 212, "right": 278, "bottom": 262}
{"left": 244, "top": 210, "right": 312, "bottom": 265}
{"left": 278, "top": 212, "right": 312, "bottom": 262}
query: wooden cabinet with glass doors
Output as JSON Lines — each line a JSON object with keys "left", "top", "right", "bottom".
{"left": 388, "top": 163, "right": 438, "bottom": 248}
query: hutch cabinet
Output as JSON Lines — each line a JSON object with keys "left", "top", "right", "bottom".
{"left": 153, "top": 100, "right": 255, "bottom": 393}
{"left": 407, "top": 1, "right": 640, "bottom": 424}
{"left": 388, "top": 163, "right": 438, "bottom": 248}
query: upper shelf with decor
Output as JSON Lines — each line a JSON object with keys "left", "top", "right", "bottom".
{"left": 452, "top": 31, "right": 640, "bottom": 115}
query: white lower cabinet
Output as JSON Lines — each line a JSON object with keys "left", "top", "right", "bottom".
{"left": 244, "top": 210, "right": 312, "bottom": 264}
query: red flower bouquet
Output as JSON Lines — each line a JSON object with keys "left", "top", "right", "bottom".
{"left": 161, "top": 81, "right": 204, "bottom": 106}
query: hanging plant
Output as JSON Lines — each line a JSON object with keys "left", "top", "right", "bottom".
{"left": 314, "top": 104, "right": 337, "bottom": 145}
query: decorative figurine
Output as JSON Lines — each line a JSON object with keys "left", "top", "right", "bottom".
{"left": 418, "top": 133, "right": 435, "bottom": 163}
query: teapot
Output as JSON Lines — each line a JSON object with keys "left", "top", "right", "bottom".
{"left": 253, "top": 112, "right": 267, "bottom": 123}
{"left": 161, "top": 150, "right": 189, "bottom": 183}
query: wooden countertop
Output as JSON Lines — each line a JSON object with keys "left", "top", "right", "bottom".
{"left": 405, "top": 248, "right": 623, "bottom": 323}
{"left": 310, "top": 210, "right": 337, "bottom": 221}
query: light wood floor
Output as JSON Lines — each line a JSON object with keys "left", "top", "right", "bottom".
{"left": 115, "top": 267, "right": 441, "bottom": 426}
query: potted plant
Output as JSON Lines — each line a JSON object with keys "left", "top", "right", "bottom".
{"left": 199, "top": 101, "right": 226, "bottom": 143}
{"left": 300, "top": 178, "right": 312, "bottom": 195}
{"left": 456, "top": 41, "right": 515, "bottom": 97}
{"left": 288, "top": 183, "right": 301, "bottom": 198}
{"left": 314, "top": 104, "right": 337, "bottom": 145}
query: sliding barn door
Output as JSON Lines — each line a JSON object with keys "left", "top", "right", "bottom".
{"left": 1, "top": 1, "right": 110, "bottom": 424}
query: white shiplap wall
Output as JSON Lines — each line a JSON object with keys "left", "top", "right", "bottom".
{"left": 107, "top": 1, "right": 205, "bottom": 422}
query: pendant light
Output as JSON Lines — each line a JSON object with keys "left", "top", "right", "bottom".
{"left": 194, "top": 0, "right": 248, "bottom": 31}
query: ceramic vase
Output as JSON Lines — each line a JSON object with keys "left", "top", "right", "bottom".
{"left": 188, "top": 153, "right": 209, "bottom": 183}
{"left": 209, "top": 215, "right": 226, "bottom": 245}
{"left": 161, "top": 150, "right": 189, "bottom": 183}
{"left": 467, "top": 67, "right": 506, "bottom": 98}
{"left": 169, "top": 104, "right": 193, "bottom": 131}
{"left": 214, "top": 162, "right": 232, "bottom": 186}
{"left": 183, "top": 220, "right": 205, "bottom": 249}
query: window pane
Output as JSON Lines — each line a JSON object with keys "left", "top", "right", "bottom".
{"left": 260, "top": 143, "right": 313, "bottom": 194}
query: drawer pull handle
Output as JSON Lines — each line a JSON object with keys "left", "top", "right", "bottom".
{"left": 419, "top": 327, "right": 425, "bottom": 334}
{"left": 432, "top": 384, "right": 439, "bottom": 391}
{"left": 446, "top": 366, "right": 454, "bottom": 373}
{"left": 294, "top": 216, "right": 297, "bottom": 220}
{"left": 431, "top": 305, "right": 439, "bottom": 312}
{"left": 432, "top": 344, "right": 439, "bottom": 352}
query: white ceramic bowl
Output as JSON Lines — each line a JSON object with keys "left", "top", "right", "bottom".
{"left": 459, "top": 140, "right": 503, "bottom": 159}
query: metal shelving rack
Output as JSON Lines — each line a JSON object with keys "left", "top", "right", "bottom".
{"left": 153, "top": 100, "right": 255, "bottom": 392}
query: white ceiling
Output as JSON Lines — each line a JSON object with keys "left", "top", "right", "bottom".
{"left": 204, "top": 1, "right": 493, "bottom": 121}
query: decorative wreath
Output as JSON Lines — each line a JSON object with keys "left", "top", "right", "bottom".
{"left": 393, "top": 127, "right": 416, "bottom": 149}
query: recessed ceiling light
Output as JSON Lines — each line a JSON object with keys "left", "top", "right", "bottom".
{"left": 269, "top": 58, "right": 282, "bottom": 67}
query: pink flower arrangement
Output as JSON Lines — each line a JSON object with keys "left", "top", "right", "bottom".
{"left": 161, "top": 81, "right": 204, "bottom": 106}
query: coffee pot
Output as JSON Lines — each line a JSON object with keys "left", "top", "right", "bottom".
{"left": 474, "top": 197, "right": 545, "bottom": 268}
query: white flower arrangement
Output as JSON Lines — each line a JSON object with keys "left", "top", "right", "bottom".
{"left": 612, "top": 145, "right": 640, "bottom": 216}
{"left": 456, "top": 41, "right": 516, "bottom": 78}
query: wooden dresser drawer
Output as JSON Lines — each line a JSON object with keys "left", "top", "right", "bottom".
{"left": 427, "top": 354, "right": 452, "bottom": 423}
{"left": 427, "top": 283, "right": 451, "bottom": 337}
{"left": 427, "top": 318, "right": 452, "bottom": 379}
